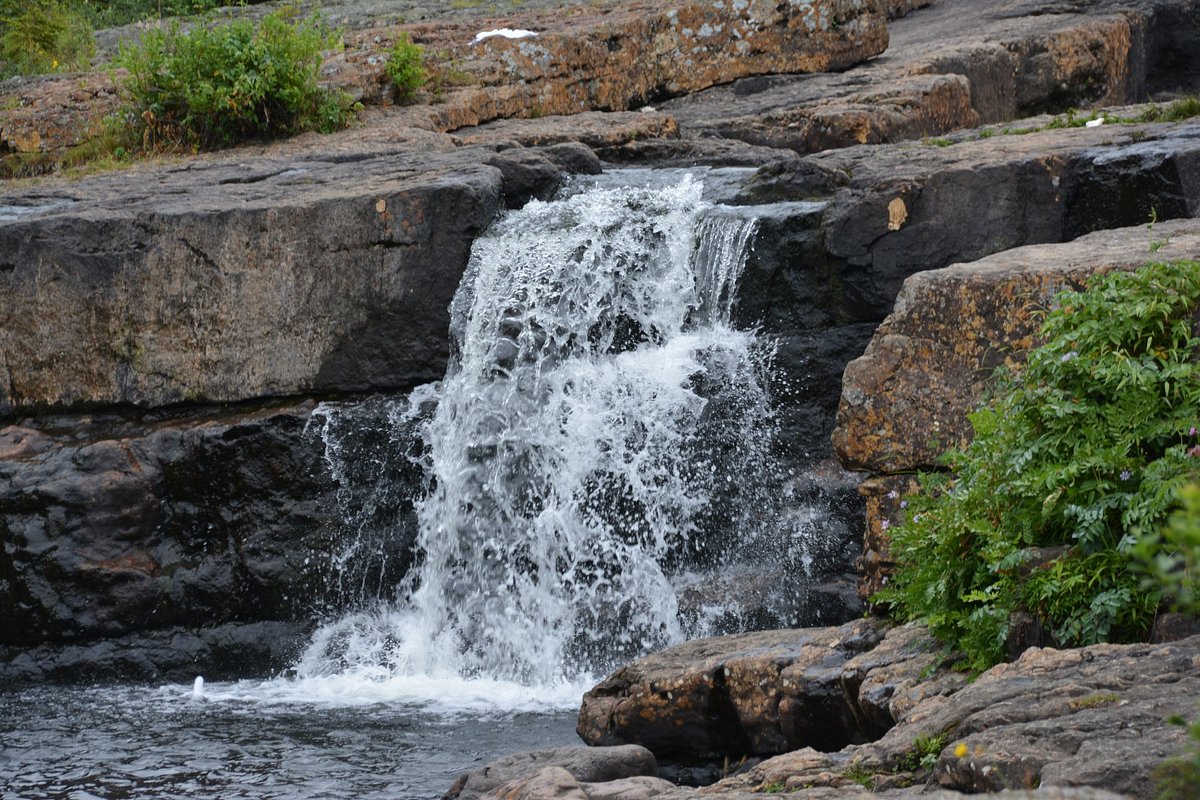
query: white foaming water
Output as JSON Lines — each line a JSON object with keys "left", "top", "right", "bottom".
{"left": 288, "top": 175, "right": 781, "bottom": 711}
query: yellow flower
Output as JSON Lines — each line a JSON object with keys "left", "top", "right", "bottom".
{"left": 954, "top": 743, "right": 969, "bottom": 759}
{"left": 51, "top": 59, "right": 59, "bottom": 69}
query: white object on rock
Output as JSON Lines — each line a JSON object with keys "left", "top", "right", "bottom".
{"left": 640, "top": 106, "right": 657, "bottom": 113}
{"left": 193, "top": 676, "right": 205, "bottom": 697}
{"left": 473, "top": 28, "right": 539, "bottom": 44}
{"left": 1085, "top": 117, "right": 1105, "bottom": 127}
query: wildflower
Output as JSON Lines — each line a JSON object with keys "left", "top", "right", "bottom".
{"left": 1191, "top": 426, "right": 1197, "bottom": 437}
{"left": 1190, "top": 445, "right": 1200, "bottom": 458}
{"left": 899, "top": 500, "right": 908, "bottom": 509}
{"left": 880, "top": 519, "right": 890, "bottom": 531}
{"left": 887, "top": 490, "right": 899, "bottom": 499}
{"left": 954, "top": 743, "right": 969, "bottom": 759}
{"left": 1060, "top": 350, "right": 1079, "bottom": 362}
{"left": 1120, "top": 469, "right": 1131, "bottom": 481}
{"left": 51, "top": 59, "right": 59, "bottom": 70}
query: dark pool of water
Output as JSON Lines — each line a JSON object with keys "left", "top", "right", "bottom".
{"left": 1, "top": 683, "right": 581, "bottom": 800}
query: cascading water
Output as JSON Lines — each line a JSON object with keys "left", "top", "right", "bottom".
{"left": 299, "top": 174, "right": 787, "bottom": 692}
{"left": 1, "top": 172, "right": 844, "bottom": 800}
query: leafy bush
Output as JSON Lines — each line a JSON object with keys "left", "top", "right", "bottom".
{"left": 0, "top": 0, "right": 95, "bottom": 78}
{"left": 114, "top": 11, "right": 358, "bottom": 150}
{"left": 880, "top": 261, "right": 1200, "bottom": 672}
{"left": 384, "top": 32, "right": 427, "bottom": 104}
{"left": 1139, "top": 482, "right": 1200, "bottom": 615}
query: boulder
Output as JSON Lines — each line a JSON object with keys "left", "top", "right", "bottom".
{"left": 0, "top": 145, "right": 503, "bottom": 414}
{"left": 833, "top": 216, "right": 1200, "bottom": 474}
{"left": 445, "top": 745, "right": 658, "bottom": 800}
{"left": 577, "top": 619, "right": 960, "bottom": 760}
{"left": 475, "top": 769, "right": 678, "bottom": 800}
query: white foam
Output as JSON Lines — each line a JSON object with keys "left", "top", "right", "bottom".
{"left": 183, "top": 674, "right": 588, "bottom": 715}
{"left": 300, "top": 175, "right": 778, "bottom": 708}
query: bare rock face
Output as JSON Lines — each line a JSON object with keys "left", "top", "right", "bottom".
{"left": 0, "top": 146, "right": 508, "bottom": 414}
{"left": 832, "top": 216, "right": 1200, "bottom": 474}
{"left": 0, "top": 402, "right": 339, "bottom": 679}
{"left": 700, "top": 633, "right": 1200, "bottom": 799}
{"left": 658, "top": 0, "right": 1200, "bottom": 156}
{"left": 577, "top": 619, "right": 963, "bottom": 760}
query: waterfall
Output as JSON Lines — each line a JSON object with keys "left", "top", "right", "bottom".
{"left": 298, "top": 174, "right": 786, "bottom": 691}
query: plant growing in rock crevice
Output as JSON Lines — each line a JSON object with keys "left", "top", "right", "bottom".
{"left": 879, "top": 261, "right": 1200, "bottom": 672}
{"left": 384, "top": 32, "right": 427, "bottom": 104}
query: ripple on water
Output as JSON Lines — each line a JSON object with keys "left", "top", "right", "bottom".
{"left": 1, "top": 681, "right": 582, "bottom": 800}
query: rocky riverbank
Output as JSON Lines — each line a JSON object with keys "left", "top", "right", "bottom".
{"left": 2, "top": 7, "right": 1200, "bottom": 795}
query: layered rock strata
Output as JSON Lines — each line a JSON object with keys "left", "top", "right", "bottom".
{"left": 1, "top": 0, "right": 892, "bottom": 162}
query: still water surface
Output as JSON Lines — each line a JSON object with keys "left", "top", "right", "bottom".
{"left": 2, "top": 680, "right": 581, "bottom": 800}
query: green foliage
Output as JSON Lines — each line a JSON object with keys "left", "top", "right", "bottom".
{"left": 897, "top": 732, "right": 948, "bottom": 772}
{"left": 880, "top": 261, "right": 1200, "bottom": 672}
{"left": 0, "top": 0, "right": 95, "bottom": 78}
{"left": 1135, "top": 96, "right": 1200, "bottom": 124}
{"left": 1138, "top": 483, "right": 1200, "bottom": 614}
{"left": 114, "top": 11, "right": 358, "bottom": 150}
{"left": 384, "top": 32, "right": 426, "bottom": 104}
{"left": 1069, "top": 691, "right": 1120, "bottom": 710}
{"left": 79, "top": 0, "right": 234, "bottom": 28}
{"left": 841, "top": 764, "right": 876, "bottom": 789}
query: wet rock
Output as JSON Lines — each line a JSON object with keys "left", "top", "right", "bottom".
{"left": 833, "top": 216, "right": 1200, "bottom": 474}
{"left": 485, "top": 147, "right": 564, "bottom": 208}
{"left": 0, "top": 403, "right": 338, "bottom": 650}
{"left": 0, "top": 620, "right": 310, "bottom": 683}
{"left": 446, "top": 745, "right": 658, "bottom": 800}
{"left": 577, "top": 619, "right": 902, "bottom": 760}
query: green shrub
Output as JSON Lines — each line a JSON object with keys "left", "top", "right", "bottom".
{"left": 1138, "top": 482, "right": 1200, "bottom": 614}
{"left": 879, "top": 261, "right": 1200, "bottom": 672}
{"left": 114, "top": 11, "right": 358, "bottom": 150}
{"left": 384, "top": 32, "right": 427, "bottom": 104}
{"left": 0, "top": 0, "right": 95, "bottom": 78}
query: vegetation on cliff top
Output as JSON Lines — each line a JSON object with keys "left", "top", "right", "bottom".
{"left": 114, "top": 10, "right": 359, "bottom": 150}
{"left": 880, "top": 260, "right": 1200, "bottom": 672}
